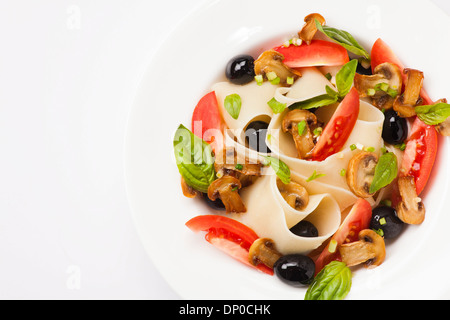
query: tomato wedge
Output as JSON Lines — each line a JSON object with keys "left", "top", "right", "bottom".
{"left": 311, "top": 88, "right": 360, "bottom": 161}
{"left": 185, "top": 215, "right": 273, "bottom": 275}
{"left": 400, "top": 117, "right": 438, "bottom": 195}
{"left": 273, "top": 40, "right": 349, "bottom": 69}
{"left": 191, "top": 91, "right": 225, "bottom": 150}
{"left": 314, "top": 199, "right": 372, "bottom": 274}
{"left": 371, "top": 38, "right": 433, "bottom": 106}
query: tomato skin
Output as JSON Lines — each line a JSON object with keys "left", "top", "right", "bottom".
{"left": 273, "top": 40, "right": 349, "bottom": 68}
{"left": 370, "top": 38, "right": 433, "bottom": 105}
{"left": 314, "top": 199, "right": 372, "bottom": 274}
{"left": 400, "top": 117, "right": 438, "bottom": 195}
{"left": 186, "top": 215, "right": 273, "bottom": 275}
{"left": 191, "top": 92, "right": 225, "bottom": 149}
{"left": 311, "top": 88, "right": 360, "bottom": 162}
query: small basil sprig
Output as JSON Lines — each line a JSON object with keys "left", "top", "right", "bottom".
{"left": 315, "top": 20, "right": 370, "bottom": 59}
{"left": 224, "top": 94, "right": 242, "bottom": 120}
{"left": 173, "top": 124, "right": 215, "bottom": 193}
{"left": 262, "top": 156, "right": 291, "bottom": 184}
{"left": 415, "top": 102, "right": 450, "bottom": 125}
{"left": 305, "top": 261, "right": 352, "bottom": 300}
{"left": 290, "top": 59, "right": 358, "bottom": 111}
{"left": 369, "top": 152, "right": 398, "bottom": 194}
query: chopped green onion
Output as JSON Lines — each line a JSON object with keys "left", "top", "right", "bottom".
{"left": 367, "top": 88, "right": 376, "bottom": 96}
{"left": 235, "top": 164, "right": 243, "bottom": 170}
{"left": 350, "top": 144, "right": 357, "bottom": 151}
{"left": 270, "top": 77, "right": 281, "bottom": 85}
{"left": 378, "top": 82, "right": 389, "bottom": 92}
{"left": 287, "top": 77, "right": 294, "bottom": 85}
{"left": 266, "top": 71, "right": 277, "bottom": 81}
{"left": 297, "top": 120, "right": 307, "bottom": 136}
{"left": 395, "top": 143, "right": 406, "bottom": 151}
{"left": 325, "top": 73, "right": 332, "bottom": 81}
{"left": 374, "top": 228, "right": 384, "bottom": 237}
{"left": 379, "top": 217, "right": 387, "bottom": 226}
{"left": 365, "top": 146, "right": 375, "bottom": 153}
{"left": 340, "top": 169, "right": 346, "bottom": 177}
{"left": 254, "top": 75, "right": 264, "bottom": 85}
{"left": 387, "top": 88, "right": 399, "bottom": 98}
{"left": 231, "top": 186, "right": 238, "bottom": 192}
{"left": 328, "top": 240, "right": 338, "bottom": 253}
{"left": 313, "top": 127, "right": 323, "bottom": 136}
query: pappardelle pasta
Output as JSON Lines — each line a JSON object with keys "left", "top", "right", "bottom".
{"left": 173, "top": 13, "right": 449, "bottom": 300}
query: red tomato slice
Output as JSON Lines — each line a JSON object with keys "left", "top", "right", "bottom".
{"left": 371, "top": 38, "right": 433, "bottom": 106}
{"left": 311, "top": 88, "right": 360, "bottom": 161}
{"left": 400, "top": 117, "right": 438, "bottom": 195}
{"left": 273, "top": 40, "right": 349, "bottom": 68}
{"left": 185, "top": 215, "right": 273, "bottom": 275}
{"left": 191, "top": 91, "right": 225, "bottom": 150}
{"left": 314, "top": 198, "right": 372, "bottom": 274}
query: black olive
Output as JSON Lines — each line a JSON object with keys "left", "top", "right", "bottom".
{"left": 370, "top": 205, "right": 404, "bottom": 239}
{"left": 225, "top": 55, "right": 255, "bottom": 85}
{"left": 202, "top": 193, "right": 226, "bottom": 211}
{"left": 356, "top": 62, "right": 373, "bottom": 76}
{"left": 245, "top": 121, "right": 271, "bottom": 153}
{"left": 274, "top": 255, "right": 315, "bottom": 287}
{"left": 290, "top": 221, "right": 319, "bottom": 238}
{"left": 382, "top": 109, "right": 408, "bottom": 145}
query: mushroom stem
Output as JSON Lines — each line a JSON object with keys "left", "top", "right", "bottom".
{"left": 282, "top": 110, "right": 317, "bottom": 159}
{"left": 248, "top": 238, "right": 282, "bottom": 269}
{"left": 396, "top": 176, "right": 425, "bottom": 225}
{"left": 393, "top": 69, "right": 424, "bottom": 118}
{"left": 339, "top": 229, "right": 386, "bottom": 268}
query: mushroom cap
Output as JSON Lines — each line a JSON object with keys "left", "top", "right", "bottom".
{"left": 254, "top": 50, "right": 301, "bottom": 83}
{"left": 207, "top": 176, "right": 246, "bottom": 214}
{"left": 339, "top": 229, "right": 386, "bottom": 268}
{"left": 299, "top": 13, "right": 326, "bottom": 44}
{"left": 276, "top": 178, "right": 309, "bottom": 211}
{"left": 346, "top": 152, "right": 379, "bottom": 198}
{"left": 396, "top": 176, "right": 425, "bottom": 225}
{"left": 248, "top": 238, "right": 282, "bottom": 269}
{"left": 282, "top": 109, "right": 317, "bottom": 132}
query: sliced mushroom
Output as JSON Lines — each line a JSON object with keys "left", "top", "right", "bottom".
{"left": 248, "top": 238, "right": 282, "bottom": 269}
{"left": 354, "top": 62, "right": 403, "bottom": 110}
{"left": 346, "top": 152, "right": 379, "bottom": 198}
{"left": 339, "top": 229, "right": 386, "bottom": 268}
{"left": 276, "top": 178, "right": 309, "bottom": 211}
{"left": 214, "top": 147, "right": 263, "bottom": 187}
{"left": 298, "top": 13, "right": 326, "bottom": 45}
{"left": 207, "top": 176, "right": 246, "bottom": 214}
{"left": 393, "top": 68, "right": 424, "bottom": 118}
{"left": 396, "top": 176, "right": 425, "bottom": 225}
{"left": 282, "top": 110, "right": 317, "bottom": 159}
{"left": 254, "top": 50, "right": 301, "bottom": 84}
{"left": 180, "top": 177, "right": 200, "bottom": 198}
{"left": 434, "top": 99, "right": 450, "bottom": 136}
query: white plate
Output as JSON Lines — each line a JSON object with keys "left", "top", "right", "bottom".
{"left": 125, "top": 0, "right": 450, "bottom": 299}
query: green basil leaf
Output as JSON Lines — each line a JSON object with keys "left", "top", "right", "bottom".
{"left": 224, "top": 94, "right": 242, "bottom": 120}
{"left": 297, "top": 120, "right": 307, "bottom": 136}
{"left": 267, "top": 97, "right": 287, "bottom": 114}
{"left": 263, "top": 156, "right": 291, "bottom": 184}
{"left": 415, "top": 103, "right": 450, "bottom": 125}
{"left": 306, "top": 170, "right": 326, "bottom": 182}
{"left": 290, "top": 93, "right": 338, "bottom": 110}
{"left": 336, "top": 59, "right": 358, "bottom": 97}
{"left": 369, "top": 152, "right": 398, "bottom": 194}
{"left": 305, "top": 261, "right": 352, "bottom": 300}
{"left": 173, "top": 124, "right": 215, "bottom": 193}
{"left": 315, "top": 20, "right": 370, "bottom": 59}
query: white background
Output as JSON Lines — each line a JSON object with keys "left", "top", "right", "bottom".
{"left": 0, "top": 0, "right": 448, "bottom": 300}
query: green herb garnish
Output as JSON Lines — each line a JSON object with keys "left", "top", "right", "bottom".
{"left": 224, "top": 94, "right": 242, "bottom": 120}
{"left": 415, "top": 102, "right": 450, "bottom": 125}
{"left": 262, "top": 156, "right": 291, "bottom": 184}
{"left": 173, "top": 125, "right": 215, "bottom": 193}
{"left": 267, "top": 97, "right": 287, "bottom": 114}
{"left": 305, "top": 261, "right": 352, "bottom": 300}
{"left": 306, "top": 170, "right": 326, "bottom": 182}
{"left": 369, "top": 152, "right": 398, "bottom": 194}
